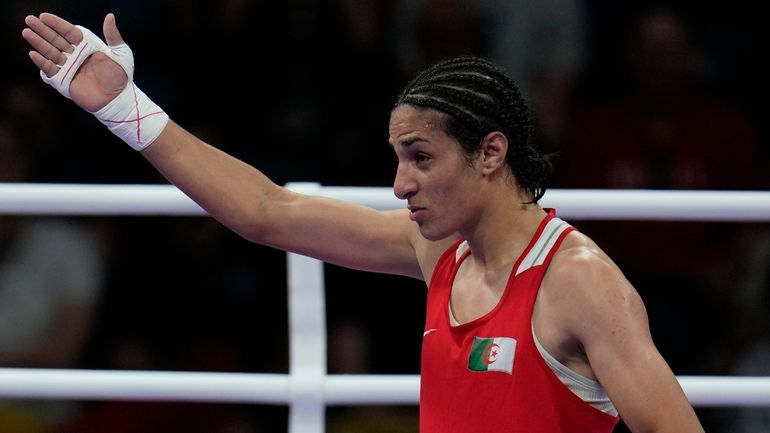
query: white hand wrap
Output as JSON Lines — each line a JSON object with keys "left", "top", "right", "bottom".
{"left": 40, "top": 25, "right": 169, "bottom": 151}
{"left": 92, "top": 81, "right": 168, "bottom": 151}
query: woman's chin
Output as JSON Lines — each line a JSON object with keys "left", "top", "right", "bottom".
{"left": 418, "top": 224, "right": 453, "bottom": 242}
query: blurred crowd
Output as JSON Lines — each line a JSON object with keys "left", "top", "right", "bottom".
{"left": 0, "top": 1, "right": 768, "bottom": 432}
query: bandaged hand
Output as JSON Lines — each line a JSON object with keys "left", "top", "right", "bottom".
{"left": 23, "top": 13, "right": 169, "bottom": 151}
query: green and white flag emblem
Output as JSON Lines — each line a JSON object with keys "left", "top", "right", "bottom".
{"left": 468, "top": 336, "right": 517, "bottom": 374}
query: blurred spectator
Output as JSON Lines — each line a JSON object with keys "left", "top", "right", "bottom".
{"left": 557, "top": 7, "right": 763, "bottom": 376}
{"left": 50, "top": 216, "right": 267, "bottom": 433}
{"left": 393, "top": 0, "right": 587, "bottom": 146}
{"left": 0, "top": 118, "right": 106, "bottom": 431}
{"left": 481, "top": 0, "right": 587, "bottom": 146}
{"left": 722, "top": 228, "right": 770, "bottom": 433}
{"left": 315, "top": 0, "right": 402, "bottom": 186}
{"left": 326, "top": 322, "right": 419, "bottom": 433}
{"left": 392, "top": 0, "right": 486, "bottom": 79}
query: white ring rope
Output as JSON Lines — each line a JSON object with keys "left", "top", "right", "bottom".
{"left": 0, "top": 369, "right": 766, "bottom": 407}
{"left": 1, "top": 182, "right": 769, "bottom": 433}
{"left": 1, "top": 183, "right": 770, "bottom": 220}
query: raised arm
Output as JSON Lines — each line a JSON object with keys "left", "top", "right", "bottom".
{"left": 22, "top": 12, "right": 426, "bottom": 279}
{"left": 143, "top": 121, "right": 424, "bottom": 277}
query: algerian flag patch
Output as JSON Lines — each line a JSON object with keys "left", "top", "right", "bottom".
{"left": 468, "top": 336, "right": 517, "bottom": 374}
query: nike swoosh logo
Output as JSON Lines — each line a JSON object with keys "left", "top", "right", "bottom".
{"left": 423, "top": 328, "right": 437, "bottom": 337}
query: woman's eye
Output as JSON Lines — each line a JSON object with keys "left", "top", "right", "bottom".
{"left": 415, "top": 153, "right": 429, "bottom": 163}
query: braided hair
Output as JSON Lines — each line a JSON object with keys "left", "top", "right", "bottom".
{"left": 394, "top": 56, "right": 552, "bottom": 203}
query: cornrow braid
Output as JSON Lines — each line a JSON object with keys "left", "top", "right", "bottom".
{"left": 394, "top": 56, "right": 552, "bottom": 203}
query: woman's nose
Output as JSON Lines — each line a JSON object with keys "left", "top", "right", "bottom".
{"left": 393, "top": 163, "right": 417, "bottom": 200}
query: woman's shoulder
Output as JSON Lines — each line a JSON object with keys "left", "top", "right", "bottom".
{"left": 546, "top": 230, "right": 629, "bottom": 299}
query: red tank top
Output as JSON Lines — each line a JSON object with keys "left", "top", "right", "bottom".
{"left": 420, "top": 210, "right": 619, "bottom": 432}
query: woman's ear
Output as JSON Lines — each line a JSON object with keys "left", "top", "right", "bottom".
{"left": 478, "top": 131, "right": 508, "bottom": 176}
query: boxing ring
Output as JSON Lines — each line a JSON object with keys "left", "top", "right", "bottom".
{"left": 1, "top": 183, "right": 770, "bottom": 433}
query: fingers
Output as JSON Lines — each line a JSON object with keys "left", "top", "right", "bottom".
{"left": 24, "top": 14, "right": 75, "bottom": 54}
{"left": 39, "top": 13, "right": 83, "bottom": 45}
{"left": 22, "top": 26, "right": 67, "bottom": 71}
{"left": 28, "top": 50, "right": 60, "bottom": 78}
{"left": 103, "top": 13, "right": 125, "bottom": 46}
{"left": 22, "top": 13, "right": 85, "bottom": 77}
{"left": 21, "top": 13, "right": 83, "bottom": 77}
{"left": 22, "top": 12, "right": 127, "bottom": 79}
